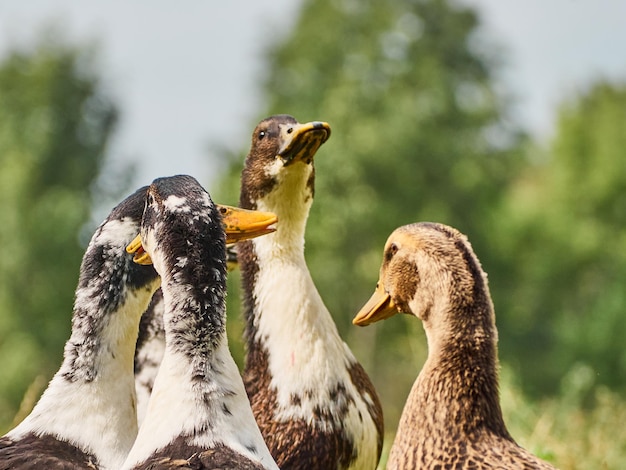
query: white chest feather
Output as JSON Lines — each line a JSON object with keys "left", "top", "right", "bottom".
{"left": 8, "top": 331, "right": 140, "bottom": 470}
{"left": 123, "top": 339, "right": 277, "bottom": 470}
{"left": 251, "top": 235, "right": 381, "bottom": 454}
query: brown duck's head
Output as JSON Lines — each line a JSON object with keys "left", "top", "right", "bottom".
{"left": 240, "top": 114, "right": 331, "bottom": 209}
{"left": 353, "top": 222, "right": 485, "bottom": 327}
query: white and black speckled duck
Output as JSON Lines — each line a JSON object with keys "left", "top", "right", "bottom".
{"left": 0, "top": 186, "right": 161, "bottom": 470}
{"left": 238, "top": 115, "right": 384, "bottom": 469}
{"left": 132, "top": 204, "right": 275, "bottom": 426}
{"left": 353, "top": 222, "right": 557, "bottom": 470}
{"left": 122, "top": 175, "right": 279, "bottom": 470}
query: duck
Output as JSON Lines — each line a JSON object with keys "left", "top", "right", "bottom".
{"left": 122, "top": 174, "right": 279, "bottom": 470}
{"left": 352, "top": 222, "right": 556, "bottom": 469}
{"left": 133, "top": 203, "right": 277, "bottom": 426}
{"left": 238, "top": 114, "right": 384, "bottom": 469}
{"left": 0, "top": 185, "right": 161, "bottom": 470}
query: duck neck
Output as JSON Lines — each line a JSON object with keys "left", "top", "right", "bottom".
{"left": 239, "top": 162, "right": 318, "bottom": 351}
{"left": 161, "top": 272, "right": 227, "bottom": 373}
{"left": 126, "top": 254, "right": 273, "bottom": 468}
{"left": 250, "top": 164, "right": 313, "bottom": 254}
{"left": 10, "top": 278, "right": 159, "bottom": 470}
{"left": 128, "top": 265, "right": 228, "bottom": 448}
{"left": 419, "top": 298, "right": 510, "bottom": 438}
{"left": 238, "top": 164, "right": 357, "bottom": 411}
{"left": 238, "top": 192, "right": 344, "bottom": 352}
{"left": 63, "top": 285, "right": 156, "bottom": 382}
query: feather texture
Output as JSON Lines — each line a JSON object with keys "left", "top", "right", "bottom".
{"left": 353, "top": 222, "right": 557, "bottom": 469}
{"left": 0, "top": 187, "right": 160, "bottom": 470}
{"left": 122, "top": 175, "right": 278, "bottom": 470}
{"left": 239, "top": 115, "right": 384, "bottom": 469}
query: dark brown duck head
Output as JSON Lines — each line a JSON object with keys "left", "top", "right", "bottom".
{"left": 240, "top": 114, "right": 331, "bottom": 212}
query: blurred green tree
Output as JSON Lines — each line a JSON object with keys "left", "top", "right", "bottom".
{"left": 215, "top": 0, "right": 525, "bottom": 427}
{"left": 493, "top": 81, "right": 626, "bottom": 396}
{"left": 0, "top": 35, "right": 119, "bottom": 430}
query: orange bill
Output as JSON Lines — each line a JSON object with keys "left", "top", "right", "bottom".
{"left": 126, "top": 234, "right": 152, "bottom": 265}
{"left": 217, "top": 204, "right": 278, "bottom": 244}
{"left": 352, "top": 281, "right": 399, "bottom": 326}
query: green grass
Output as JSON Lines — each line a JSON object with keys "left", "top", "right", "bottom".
{"left": 500, "top": 365, "right": 626, "bottom": 470}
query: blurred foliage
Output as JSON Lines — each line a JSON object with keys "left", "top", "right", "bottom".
{"left": 0, "top": 34, "right": 119, "bottom": 430}
{"left": 492, "top": 81, "right": 626, "bottom": 396}
{"left": 499, "top": 364, "right": 626, "bottom": 470}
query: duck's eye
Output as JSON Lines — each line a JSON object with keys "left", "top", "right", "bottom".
{"left": 147, "top": 194, "right": 154, "bottom": 205}
{"left": 219, "top": 206, "right": 228, "bottom": 215}
{"left": 287, "top": 127, "right": 293, "bottom": 134}
{"left": 258, "top": 131, "right": 266, "bottom": 140}
{"left": 385, "top": 243, "right": 398, "bottom": 262}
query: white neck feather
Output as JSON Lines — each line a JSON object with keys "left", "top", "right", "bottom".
{"left": 241, "top": 160, "right": 383, "bottom": 469}
{"left": 7, "top": 287, "right": 155, "bottom": 470}
{"left": 250, "top": 164, "right": 360, "bottom": 422}
{"left": 248, "top": 164, "right": 382, "bottom": 468}
{"left": 122, "top": 337, "right": 277, "bottom": 469}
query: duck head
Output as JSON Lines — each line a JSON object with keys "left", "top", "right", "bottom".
{"left": 353, "top": 222, "right": 481, "bottom": 328}
{"left": 127, "top": 177, "right": 277, "bottom": 266}
{"left": 240, "top": 115, "right": 331, "bottom": 211}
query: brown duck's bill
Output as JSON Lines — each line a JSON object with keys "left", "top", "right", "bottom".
{"left": 278, "top": 121, "right": 331, "bottom": 165}
{"left": 352, "top": 281, "right": 399, "bottom": 326}
{"left": 125, "top": 205, "right": 278, "bottom": 265}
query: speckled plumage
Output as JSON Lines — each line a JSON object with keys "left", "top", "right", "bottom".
{"left": 134, "top": 290, "right": 165, "bottom": 425}
{"left": 239, "top": 115, "right": 384, "bottom": 469}
{"left": 353, "top": 222, "right": 557, "bottom": 470}
{"left": 132, "top": 206, "right": 274, "bottom": 428}
{"left": 0, "top": 187, "right": 161, "bottom": 470}
{"left": 122, "top": 175, "right": 278, "bottom": 470}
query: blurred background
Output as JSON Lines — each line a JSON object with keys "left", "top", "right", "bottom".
{"left": 1, "top": 0, "right": 625, "bottom": 468}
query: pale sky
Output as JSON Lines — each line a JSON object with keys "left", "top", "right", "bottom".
{"left": 1, "top": 0, "right": 625, "bottom": 191}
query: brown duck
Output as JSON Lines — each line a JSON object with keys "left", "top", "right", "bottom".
{"left": 353, "top": 222, "right": 556, "bottom": 469}
{"left": 238, "top": 115, "right": 384, "bottom": 469}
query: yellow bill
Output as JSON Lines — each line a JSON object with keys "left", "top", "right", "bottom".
{"left": 126, "top": 234, "right": 152, "bottom": 265}
{"left": 217, "top": 204, "right": 278, "bottom": 244}
{"left": 352, "top": 281, "right": 399, "bottom": 326}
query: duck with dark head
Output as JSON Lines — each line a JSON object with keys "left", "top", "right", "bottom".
{"left": 0, "top": 186, "right": 160, "bottom": 470}
{"left": 122, "top": 175, "right": 279, "bottom": 470}
{"left": 238, "top": 115, "right": 384, "bottom": 470}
